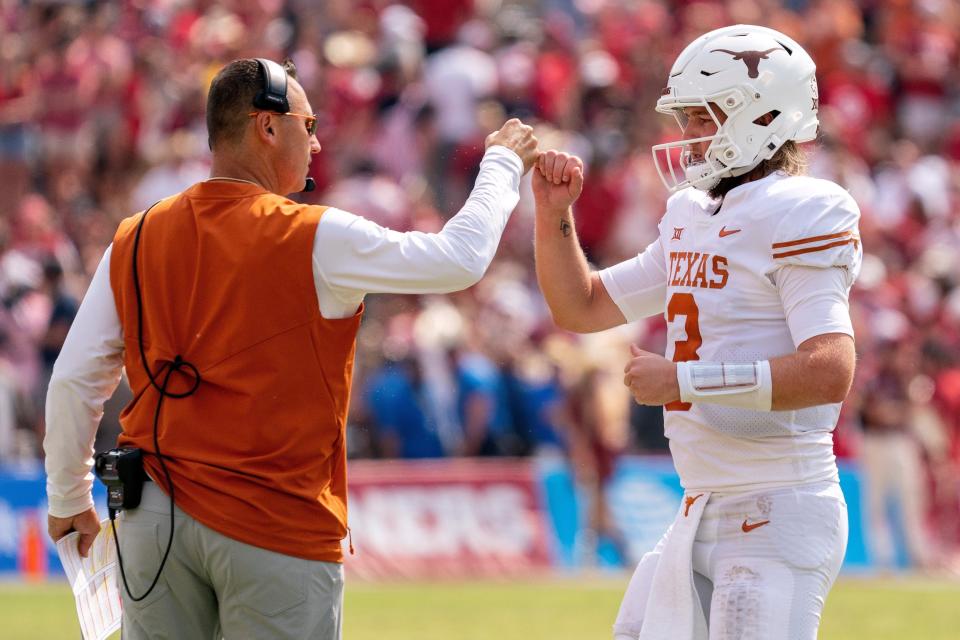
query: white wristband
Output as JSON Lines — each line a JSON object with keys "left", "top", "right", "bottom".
{"left": 676, "top": 360, "right": 773, "bottom": 411}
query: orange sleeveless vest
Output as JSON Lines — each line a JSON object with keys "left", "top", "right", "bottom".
{"left": 110, "top": 181, "right": 362, "bottom": 562}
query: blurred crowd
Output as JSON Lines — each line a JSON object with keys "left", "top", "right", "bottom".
{"left": 2, "top": 0, "right": 959, "bottom": 571}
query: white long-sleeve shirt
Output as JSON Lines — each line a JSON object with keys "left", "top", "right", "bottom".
{"left": 44, "top": 146, "right": 523, "bottom": 518}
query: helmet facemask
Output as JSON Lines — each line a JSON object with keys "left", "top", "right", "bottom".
{"left": 652, "top": 89, "right": 753, "bottom": 193}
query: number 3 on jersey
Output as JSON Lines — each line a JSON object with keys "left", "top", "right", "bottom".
{"left": 666, "top": 292, "right": 701, "bottom": 411}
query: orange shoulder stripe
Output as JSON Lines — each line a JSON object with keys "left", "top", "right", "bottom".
{"left": 773, "top": 237, "right": 859, "bottom": 259}
{"left": 771, "top": 230, "right": 854, "bottom": 249}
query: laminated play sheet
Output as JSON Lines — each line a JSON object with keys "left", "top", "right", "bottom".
{"left": 56, "top": 519, "right": 122, "bottom": 640}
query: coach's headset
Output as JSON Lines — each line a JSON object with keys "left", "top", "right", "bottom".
{"left": 253, "top": 57, "right": 316, "bottom": 192}
{"left": 94, "top": 58, "right": 312, "bottom": 602}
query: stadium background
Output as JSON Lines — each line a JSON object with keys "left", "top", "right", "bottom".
{"left": 1, "top": 0, "right": 959, "bottom": 637}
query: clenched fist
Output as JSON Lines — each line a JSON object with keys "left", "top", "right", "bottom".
{"left": 532, "top": 150, "right": 584, "bottom": 214}
{"left": 486, "top": 118, "right": 539, "bottom": 174}
{"left": 623, "top": 344, "right": 681, "bottom": 406}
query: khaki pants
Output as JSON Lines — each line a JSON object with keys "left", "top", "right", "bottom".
{"left": 118, "top": 482, "right": 343, "bottom": 640}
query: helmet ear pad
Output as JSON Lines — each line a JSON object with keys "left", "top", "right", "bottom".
{"left": 709, "top": 97, "right": 788, "bottom": 176}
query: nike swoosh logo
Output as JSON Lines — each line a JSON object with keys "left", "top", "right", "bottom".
{"left": 719, "top": 227, "right": 742, "bottom": 238}
{"left": 741, "top": 519, "right": 770, "bottom": 532}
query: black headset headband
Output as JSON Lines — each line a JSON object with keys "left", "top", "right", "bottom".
{"left": 252, "top": 58, "right": 290, "bottom": 113}
{"left": 250, "top": 57, "right": 316, "bottom": 193}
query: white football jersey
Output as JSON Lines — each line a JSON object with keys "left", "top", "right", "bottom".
{"left": 600, "top": 171, "right": 862, "bottom": 492}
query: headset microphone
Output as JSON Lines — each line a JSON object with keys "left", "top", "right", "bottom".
{"left": 303, "top": 177, "right": 316, "bottom": 192}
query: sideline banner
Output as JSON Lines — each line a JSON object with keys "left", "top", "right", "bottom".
{"left": 537, "top": 456, "right": 869, "bottom": 571}
{"left": 345, "top": 459, "right": 553, "bottom": 579}
{"left": 0, "top": 456, "right": 870, "bottom": 579}
{"left": 0, "top": 462, "right": 107, "bottom": 579}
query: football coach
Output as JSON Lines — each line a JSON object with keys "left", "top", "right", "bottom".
{"left": 43, "top": 58, "right": 538, "bottom": 639}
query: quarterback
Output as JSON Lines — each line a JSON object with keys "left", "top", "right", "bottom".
{"left": 532, "top": 25, "right": 860, "bottom": 640}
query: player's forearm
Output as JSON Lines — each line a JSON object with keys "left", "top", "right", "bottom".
{"left": 668, "top": 334, "right": 854, "bottom": 411}
{"left": 534, "top": 205, "right": 596, "bottom": 331}
{"left": 769, "top": 335, "right": 855, "bottom": 410}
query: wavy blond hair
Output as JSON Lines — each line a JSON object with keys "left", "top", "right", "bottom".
{"left": 709, "top": 141, "right": 808, "bottom": 200}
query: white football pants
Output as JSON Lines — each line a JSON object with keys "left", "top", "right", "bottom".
{"left": 614, "top": 481, "right": 847, "bottom": 640}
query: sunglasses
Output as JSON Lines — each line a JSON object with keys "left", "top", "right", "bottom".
{"left": 248, "top": 111, "right": 319, "bottom": 136}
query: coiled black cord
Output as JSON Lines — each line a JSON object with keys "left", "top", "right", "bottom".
{"left": 111, "top": 204, "right": 202, "bottom": 601}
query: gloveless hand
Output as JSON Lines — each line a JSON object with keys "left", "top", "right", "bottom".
{"left": 48, "top": 507, "right": 101, "bottom": 558}
{"left": 532, "top": 150, "right": 584, "bottom": 214}
{"left": 485, "top": 118, "right": 539, "bottom": 174}
{"left": 623, "top": 344, "right": 682, "bottom": 406}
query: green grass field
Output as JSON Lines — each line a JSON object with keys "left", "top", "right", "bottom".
{"left": 2, "top": 575, "right": 958, "bottom": 639}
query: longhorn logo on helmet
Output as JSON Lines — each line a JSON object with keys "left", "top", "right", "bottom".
{"left": 710, "top": 47, "right": 785, "bottom": 78}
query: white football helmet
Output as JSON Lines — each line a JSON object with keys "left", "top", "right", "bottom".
{"left": 652, "top": 25, "right": 819, "bottom": 193}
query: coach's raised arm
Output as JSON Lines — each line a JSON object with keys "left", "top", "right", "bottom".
{"left": 311, "top": 116, "right": 537, "bottom": 298}
{"left": 43, "top": 57, "right": 537, "bottom": 640}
